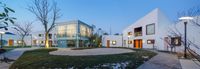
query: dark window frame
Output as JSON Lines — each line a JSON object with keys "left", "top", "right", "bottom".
{"left": 146, "top": 23, "right": 155, "bottom": 35}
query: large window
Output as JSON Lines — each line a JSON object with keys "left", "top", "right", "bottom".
{"left": 57, "top": 25, "right": 66, "bottom": 37}
{"left": 146, "top": 23, "right": 155, "bottom": 35}
{"left": 80, "top": 24, "right": 92, "bottom": 37}
{"left": 66, "top": 24, "right": 76, "bottom": 37}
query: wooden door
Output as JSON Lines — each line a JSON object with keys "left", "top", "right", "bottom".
{"left": 8, "top": 39, "right": 14, "bottom": 46}
{"left": 134, "top": 39, "right": 142, "bottom": 49}
{"left": 49, "top": 40, "right": 52, "bottom": 47}
{"left": 139, "top": 40, "right": 142, "bottom": 48}
{"left": 134, "top": 40, "right": 139, "bottom": 48}
{"left": 106, "top": 40, "right": 110, "bottom": 48}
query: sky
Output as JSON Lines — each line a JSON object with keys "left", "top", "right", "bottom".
{"left": 2, "top": 0, "right": 200, "bottom": 34}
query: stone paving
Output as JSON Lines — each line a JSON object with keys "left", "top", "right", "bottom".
{"left": 50, "top": 48, "right": 135, "bottom": 56}
{"left": 0, "top": 48, "right": 38, "bottom": 69}
{"left": 137, "top": 51, "right": 182, "bottom": 69}
{"left": 180, "top": 59, "right": 200, "bottom": 69}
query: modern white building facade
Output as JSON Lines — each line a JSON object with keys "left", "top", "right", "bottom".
{"left": 102, "top": 8, "right": 173, "bottom": 50}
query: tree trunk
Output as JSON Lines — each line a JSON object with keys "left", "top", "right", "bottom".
{"left": 22, "top": 36, "right": 26, "bottom": 46}
{"left": 45, "top": 32, "right": 49, "bottom": 48}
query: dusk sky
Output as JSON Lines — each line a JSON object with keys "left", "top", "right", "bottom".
{"left": 3, "top": 0, "right": 200, "bottom": 34}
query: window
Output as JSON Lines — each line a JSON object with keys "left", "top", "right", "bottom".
{"left": 49, "top": 34, "right": 52, "bottom": 39}
{"left": 128, "top": 32, "right": 132, "bottom": 35}
{"left": 41, "top": 41, "right": 44, "bottom": 44}
{"left": 38, "top": 34, "right": 43, "bottom": 37}
{"left": 134, "top": 27, "right": 142, "bottom": 37}
{"left": 146, "top": 23, "right": 155, "bottom": 35}
{"left": 112, "top": 41, "right": 116, "bottom": 45}
{"left": 147, "top": 39, "right": 155, "bottom": 44}
{"left": 66, "top": 24, "right": 76, "bottom": 37}
{"left": 128, "top": 40, "right": 133, "bottom": 44}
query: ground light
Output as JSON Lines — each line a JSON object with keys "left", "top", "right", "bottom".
{"left": 179, "top": 16, "right": 193, "bottom": 58}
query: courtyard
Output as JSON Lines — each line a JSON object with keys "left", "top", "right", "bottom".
{"left": 8, "top": 48, "right": 156, "bottom": 69}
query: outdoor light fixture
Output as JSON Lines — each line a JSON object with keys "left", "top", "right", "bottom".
{"left": 179, "top": 17, "right": 193, "bottom": 20}
{"left": 179, "top": 16, "right": 193, "bottom": 59}
{"left": 0, "top": 31, "right": 5, "bottom": 48}
{"left": 127, "top": 35, "right": 130, "bottom": 48}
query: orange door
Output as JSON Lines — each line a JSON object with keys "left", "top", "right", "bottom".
{"left": 106, "top": 40, "right": 110, "bottom": 48}
{"left": 139, "top": 40, "right": 142, "bottom": 48}
{"left": 134, "top": 40, "right": 139, "bottom": 48}
{"left": 134, "top": 39, "right": 142, "bottom": 49}
{"left": 8, "top": 39, "right": 14, "bottom": 46}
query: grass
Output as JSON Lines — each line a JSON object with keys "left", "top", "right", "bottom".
{"left": 10, "top": 48, "right": 157, "bottom": 69}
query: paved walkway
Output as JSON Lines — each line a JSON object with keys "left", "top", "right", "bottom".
{"left": 0, "top": 48, "right": 38, "bottom": 69}
{"left": 180, "top": 59, "right": 200, "bottom": 69}
{"left": 138, "top": 51, "right": 182, "bottom": 69}
{"left": 50, "top": 48, "right": 134, "bottom": 56}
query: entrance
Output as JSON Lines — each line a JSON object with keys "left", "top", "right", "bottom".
{"left": 106, "top": 40, "right": 110, "bottom": 48}
{"left": 134, "top": 39, "right": 142, "bottom": 48}
{"left": 8, "top": 39, "right": 14, "bottom": 46}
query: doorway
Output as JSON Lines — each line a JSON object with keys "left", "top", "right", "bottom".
{"left": 106, "top": 40, "right": 110, "bottom": 48}
{"left": 134, "top": 39, "right": 142, "bottom": 48}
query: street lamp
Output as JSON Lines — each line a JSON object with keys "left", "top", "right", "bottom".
{"left": 128, "top": 35, "right": 130, "bottom": 48}
{"left": 179, "top": 16, "right": 193, "bottom": 58}
{"left": 0, "top": 31, "right": 5, "bottom": 48}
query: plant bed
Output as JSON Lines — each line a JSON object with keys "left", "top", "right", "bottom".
{"left": 71, "top": 47, "right": 97, "bottom": 50}
{"left": 3, "top": 46, "right": 32, "bottom": 48}
{"left": 10, "top": 48, "right": 157, "bottom": 69}
{"left": 0, "top": 48, "right": 13, "bottom": 54}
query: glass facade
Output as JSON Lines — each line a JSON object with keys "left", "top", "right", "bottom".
{"left": 56, "top": 20, "right": 93, "bottom": 48}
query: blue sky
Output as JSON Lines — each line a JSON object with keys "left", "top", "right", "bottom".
{"left": 2, "top": 0, "right": 200, "bottom": 34}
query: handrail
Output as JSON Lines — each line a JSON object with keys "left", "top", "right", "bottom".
{"left": 187, "top": 48, "right": 200, "bottom": 62}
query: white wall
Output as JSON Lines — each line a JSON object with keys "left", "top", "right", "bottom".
{"left": 102, "top": 35, "right": 123, "bottom": 47}
{"left": 169, "top": 18, "right": 200, "bottom": 54}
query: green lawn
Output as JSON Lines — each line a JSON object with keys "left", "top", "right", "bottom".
{"left": 10, "top": 48, "right": 157, "bottom": 69}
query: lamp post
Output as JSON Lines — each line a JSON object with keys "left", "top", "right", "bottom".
{"left": 30, "top": 34, "right": 32, "bottom": 46}
{"left": 179, "top": 16, "right": 193, "bottom": 58}
{"left": 128, "top": 35, "right": 130, "bottom": 48}
{"left": 0, "top": 31, "right": 5, "bottom": 48}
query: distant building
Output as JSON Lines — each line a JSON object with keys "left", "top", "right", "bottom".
{"left": 56, "top": 20, "right": 93, "bottom": 48}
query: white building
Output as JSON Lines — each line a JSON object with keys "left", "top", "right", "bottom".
{"left": 102, "top": 8, "right": 173, "bottom": 50}
{"left": 0, "top": 27, "right": 57, "bottom": 47}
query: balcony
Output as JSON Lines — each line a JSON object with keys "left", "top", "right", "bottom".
{"left": 134, "top": 27, "right": 142, "bottom": 37}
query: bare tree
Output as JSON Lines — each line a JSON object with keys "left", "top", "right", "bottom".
{"left": 13, "top": 22, "right": 33, "bottom": 46}
{"left": 178, "top": 6, "right": 200, "bottom": 30}
{"left": 28, "top": 0, "right": 60, "bottom": 48}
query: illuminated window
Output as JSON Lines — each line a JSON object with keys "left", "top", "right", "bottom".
{"left": 112, "top": 41, "right": 116, "bottom": 45}
{"left": 128, "top": 32, "right": 132, "bottom": 35}
{"left": 66, "top": 24, "right": 76, "bottom": 37}
{"left": 128, "top": 40, "right": 132, "bottom": 44}
{"left": 58, "top": 25, "right": 66, "bottom": 37}
{"left": 147, "top": 39, "right": 155, "bottom": 44}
